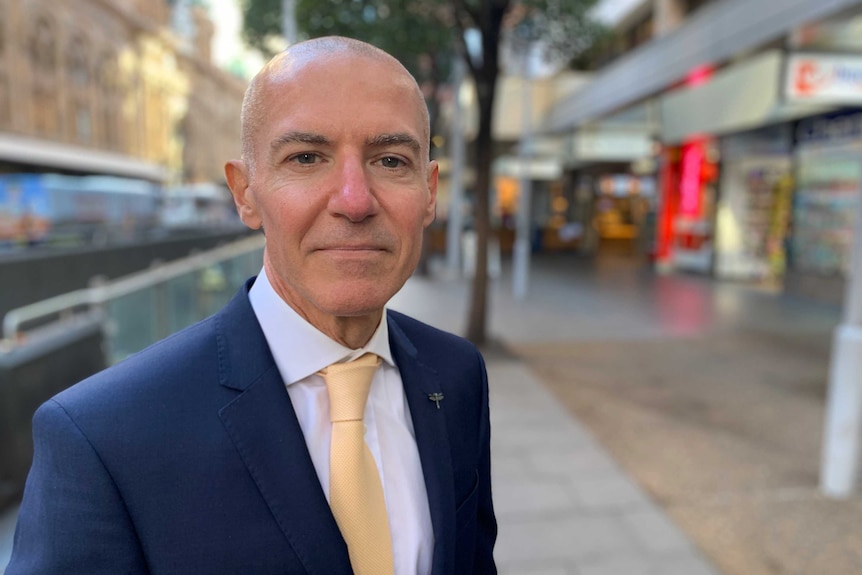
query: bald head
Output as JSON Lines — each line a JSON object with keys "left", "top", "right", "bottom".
{"left": 240, "top": 36, "right": 430, "bottom": 172}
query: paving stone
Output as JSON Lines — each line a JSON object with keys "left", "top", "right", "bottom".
{"left": 577, "top": 554, "right": 652, "bottom": 575}
{"left": 577, "top": 550, "right": 722, "bottom": 575}
{"left": 499, "top": 564, "right": 575, "bottom": 575}
{"left": 649, "top": 550, "right": 721, "bottom": 575}
{"left": 622, "top": 505, "right": 693, "bottom": 553}
{"left": 527, "top": 446, "right": 621, "bottom": 478}
{"left": 493, "top": 424, "right": 589, "bottom": 451}
{"left": 571, "top": 475, "right": 652, "bottom": 510}
{"left": 493, "top": 477, "right": 576, "bottom": 517}
{"left": 495, "top": 515, "right": 639, "bottom": 565}
{"left": 493, "top": 453, "right": 536, "bottom": 478}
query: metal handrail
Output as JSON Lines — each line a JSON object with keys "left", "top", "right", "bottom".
{"left": 2, "top": 234, "right": 265, "bottom": 342}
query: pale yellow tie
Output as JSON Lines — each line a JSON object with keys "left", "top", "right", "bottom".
{"left": 319, "top": 353, "right": 395, "bottom": 575}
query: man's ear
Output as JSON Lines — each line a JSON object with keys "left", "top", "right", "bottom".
{"left": 225, "top": 160, "right": 262, "bottom": 230}
{"left": 424, "top": 160, "right": 439, "bottom": 227}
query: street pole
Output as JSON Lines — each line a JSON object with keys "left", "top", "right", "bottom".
{"left": 821, "top": 182, "right": 862, "bottom": 498}
{"left": 446, "top": 58, "right": 466, "bottom": 274}
{"left": 513, "top": 53, "right": 533, "bottom": 300}
{"left": 281, "top": 0, "right": 297, "bottom": 45}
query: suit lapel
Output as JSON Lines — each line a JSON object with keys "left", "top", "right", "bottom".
{"left": 215, "top": 284, "right": 352, "bottom": 575}
{"left": 388, "top": 312, "right": 456, "bottom": 575}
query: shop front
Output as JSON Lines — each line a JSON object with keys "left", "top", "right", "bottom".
{"left": 785, "top": 110, "right": 862, "bottom": 305}
{"left": 714, "top": 126, "right": 794, "bottom": 284}
{"left": 655, "top": 48, "right": 842, "bottom": 276}
{"left": 562, "top": 104, "right": 659, "bottom": 259}
{"left": 655, "top": 137, "right": 719, "bottom": 273}
{"left": 592, "top": 173, "right": 656, "bottom": 258}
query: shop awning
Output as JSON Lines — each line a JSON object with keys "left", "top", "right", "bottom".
{"left": 545, "top": 0, "right": 862, "bottom": 132}
{"left": 493, "top": 155, "right": 563, "bottom": 181}
{"left": 0, "top": 133, "right": 168, "bottom": 182}
{"left": 659, "top": 50, "right": 836, "bottom": 144}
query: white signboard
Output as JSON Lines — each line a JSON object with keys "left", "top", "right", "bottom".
{"left": 785, "top": 53, "right": 862, "bottom": 104}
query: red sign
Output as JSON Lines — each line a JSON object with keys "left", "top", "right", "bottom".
{"left": 679, "top": 141, "right": 704, "bottom": 217}
{"left": 786, "top": 53, "right": 862, "bottom": 103}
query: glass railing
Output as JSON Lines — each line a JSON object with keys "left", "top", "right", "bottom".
{"left": 2, "top": 235, "right": 265, "bottom": 364}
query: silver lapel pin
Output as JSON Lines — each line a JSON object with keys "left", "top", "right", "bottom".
{"left": 427, "top": 393, "right": 444, "bottom": 409}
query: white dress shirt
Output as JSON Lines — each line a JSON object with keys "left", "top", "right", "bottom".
{"left": 248, "top": 268, "right": 434, "bottom": 575}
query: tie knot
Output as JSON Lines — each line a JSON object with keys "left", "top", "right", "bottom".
{"left": 319, "top": 353, "right": 381, "bottom": 423}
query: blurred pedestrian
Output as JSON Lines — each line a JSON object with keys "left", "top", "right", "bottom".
{"left": 8, "top": 36, "right": 496, "bottom": 575}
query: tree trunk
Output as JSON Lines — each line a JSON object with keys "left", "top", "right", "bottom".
{"left": 415, "top": 54, "right": 444, "bottom": 278}
{"left": 454, "top": 0, "right": 507, "bottom": 346}
{"left": 465, "top": 77, "right": 497, "bottom": 346}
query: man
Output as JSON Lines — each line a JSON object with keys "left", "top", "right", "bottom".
{"left": 8, "top": 37, "right": 496, "bottom": 574}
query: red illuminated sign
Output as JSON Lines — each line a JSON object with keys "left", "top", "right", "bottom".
{"left": 679, "top": 141, "right": 703, "bottom": 216}
{"left": 685, "top": 64, "right": 714, "bottom": 87}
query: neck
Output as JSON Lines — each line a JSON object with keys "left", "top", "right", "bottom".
{"left": 321, "top": 313, "right": 383, "bottom": 349}
{"left": 263, "top": 264, "right": 383, "bottom": 349}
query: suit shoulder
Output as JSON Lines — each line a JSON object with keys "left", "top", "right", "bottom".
{"left": 387, "top": 309, "right": 482, "bottom": 364}
{"left": 53, "top": 314, "right": 219, "bottom": 412}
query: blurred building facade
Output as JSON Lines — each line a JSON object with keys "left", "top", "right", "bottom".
{"left": 0, "top": 0, "right": 245, "bottom": 184}
{"left": 547, "top": 0, "right": 862, "bottom": 305}
{"left": 441, "top": 70, "right": 589, "bottom": 256}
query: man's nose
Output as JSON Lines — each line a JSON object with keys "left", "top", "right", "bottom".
{"left": 329, "top": 158, "right": 377, "bottom": 222}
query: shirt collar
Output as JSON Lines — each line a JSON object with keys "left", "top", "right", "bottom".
{"left": 248, "top": 267, "right": 394, "bottom": 386}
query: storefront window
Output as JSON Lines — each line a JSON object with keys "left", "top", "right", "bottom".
{"left": 715, "top": 126, "right": 793, "bottom": 282}
{"left": 792, "top": 112, "right": 862, "bottom": 277}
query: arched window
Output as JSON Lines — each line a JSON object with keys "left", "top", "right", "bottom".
{"left": 97, "top": 51, "right": 121, "bottom": 150}
{"left": 30, "top": 16, "right": 58, "bottom": 136}
{"left": 67, "top": 34, "right": 92, "bottom": 143}
{"left": 31, "top": 17, "right": 55, "bottom": 72}
{"left": 68, "top": 35, "right": 90, "bottom": 88}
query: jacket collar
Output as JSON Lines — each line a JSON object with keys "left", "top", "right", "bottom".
{"left": 388, "top": 312, "right": 456, "bottom": 575}
{"left": 216, "top": 280, "right": 351, "bottom": 574}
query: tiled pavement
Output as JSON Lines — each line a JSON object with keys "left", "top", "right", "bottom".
{"left": 487, "top": 360, "right": 717, "bottom": 574}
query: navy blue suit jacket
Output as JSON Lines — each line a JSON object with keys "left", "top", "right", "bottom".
{"left": 8, "top": 280, "right": 496, "bottom": 574}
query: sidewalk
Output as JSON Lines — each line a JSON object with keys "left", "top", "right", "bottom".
{"left": 486, "top": 359, "right": 718, "bottom": 574}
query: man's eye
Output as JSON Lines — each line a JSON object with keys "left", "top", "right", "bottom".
{"left": 291, "top": 153, "right": 318, "bottom": 165}
{"left": 379, "top": 156, "right": 405, "bottom": 169}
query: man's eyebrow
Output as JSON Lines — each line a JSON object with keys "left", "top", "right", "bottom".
{"left": 270, "top": 131, "right": 332, "bottom": 153}
{"left": 367, "top": 133, "right": 421, "bottom": 156}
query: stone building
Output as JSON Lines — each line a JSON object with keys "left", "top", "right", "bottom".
{"left": 0, "top": 0, "right": 246, "bottom": 184}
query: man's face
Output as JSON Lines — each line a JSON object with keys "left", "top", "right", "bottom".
{"left": 228, "top": 54, "right": 437, "bottom": 325}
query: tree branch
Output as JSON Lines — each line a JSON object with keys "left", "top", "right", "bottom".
{"left": 449, "top": 0, "right": 480, "bottom": 79}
